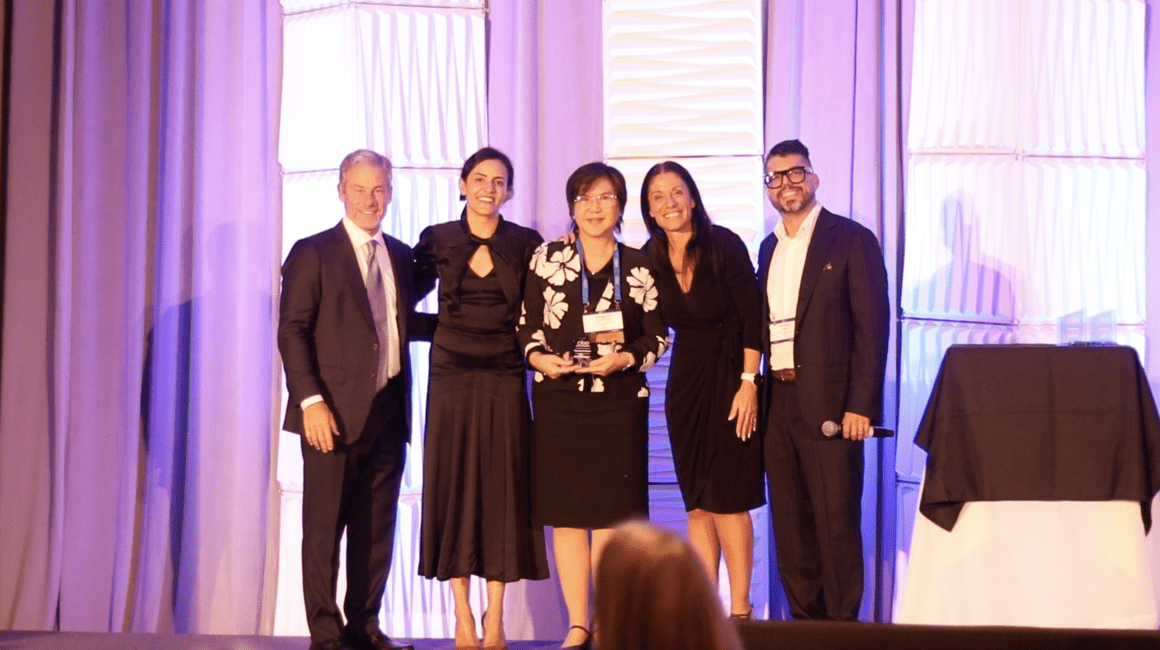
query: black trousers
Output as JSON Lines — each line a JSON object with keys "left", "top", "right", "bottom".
{"left": 301, "top": 379, "right": 407, "bottom": 643}
{"left": 763, "top": 380, "right": 864, "bottom": 621}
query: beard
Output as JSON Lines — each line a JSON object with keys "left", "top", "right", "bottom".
{"left": 774, "top": 185, "right": 815, "bottom": 215}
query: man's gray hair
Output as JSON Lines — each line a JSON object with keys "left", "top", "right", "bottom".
{"left": 338, "top": 149, "right": 392, "bottom": 185}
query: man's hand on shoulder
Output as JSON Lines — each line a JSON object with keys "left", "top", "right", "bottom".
{"left": 303, "top": 402, "right": 340, "bottom": 452}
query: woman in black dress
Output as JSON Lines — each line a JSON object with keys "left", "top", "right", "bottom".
{"left": 415, "top": 148, "right": 548, "bottom": 649}
{"left": 518, "top": 162, "right": 669, "bottom": 649}
{"left": 640, "top": 161, "right": 764, "bottom": 618}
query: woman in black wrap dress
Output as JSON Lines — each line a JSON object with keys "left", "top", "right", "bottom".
{"left": 640, "top": 161, "right": 764, "bottom": 618}
{"left": 415, "top": 148, "right": 548, "bottom": 650}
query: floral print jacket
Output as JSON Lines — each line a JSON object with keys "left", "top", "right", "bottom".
{"left": 517, "top": 240, "right": 670, "bottom": 395}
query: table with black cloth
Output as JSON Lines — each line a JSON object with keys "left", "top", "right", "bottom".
{"left": 896, "top": 344, "right": 1160, "bottom": 628}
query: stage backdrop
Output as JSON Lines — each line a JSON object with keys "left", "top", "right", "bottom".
{"left": 275, "top": 0, "right": 906, "bottom": 636}
{"left": 4, "top": 0, "right": 1160, "bottom": 638}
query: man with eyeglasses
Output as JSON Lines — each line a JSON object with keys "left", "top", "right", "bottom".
{"left": 756, "top": 139, "right": 889, "bottom": 621}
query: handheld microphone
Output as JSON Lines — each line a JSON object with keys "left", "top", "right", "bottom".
{"left": 821, "top": 421, "right": 895, "bottom": 438}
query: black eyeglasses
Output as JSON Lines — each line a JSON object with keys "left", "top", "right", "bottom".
{"left": 763, "top": 166, "right": 811, "bottom": 188}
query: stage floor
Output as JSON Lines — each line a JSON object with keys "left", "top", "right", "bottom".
{"left": 6, "top": 622, "right": 1160, "bottom": 650}
{"left": 0, "top": 632, "right": 557, "bottom": 650}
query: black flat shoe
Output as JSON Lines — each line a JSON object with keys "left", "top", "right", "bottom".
{"left": 560, "top": 624, "right": 591, "bottom": 650}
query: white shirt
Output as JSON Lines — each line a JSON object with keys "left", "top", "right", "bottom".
{"left": 342, "top": 217, "right": 401, "bottom": 379}
{"left": 766, "top": 203, "right": 822, "bottom": 371}
{"left": 300, "top": 219, "right": 401, "bottom": 410}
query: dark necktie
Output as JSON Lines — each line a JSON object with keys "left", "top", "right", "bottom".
{"left": 366, "top": 239, "right": 390, "bottom": 389}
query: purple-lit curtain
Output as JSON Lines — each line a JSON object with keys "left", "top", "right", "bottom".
{"left": 0, "top": 0, "right": 282, "bottom": 634}
{"left": 764, "top": 0, "right": 909, "bottom": 620}
{"left": 488, "top": 0, "right": 603, "bottom": 237}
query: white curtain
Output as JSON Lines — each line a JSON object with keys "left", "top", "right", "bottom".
{"left": 0, "top": 0, "right": 283, "bottom": 633}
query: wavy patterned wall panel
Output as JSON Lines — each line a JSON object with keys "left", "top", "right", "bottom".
{"left": 283, "top": 0, "right": 483, "bottom": 14}
{"left": 1021, "top": 158, "right": 1145, "bottom": 323}
{"left": 902, "top": 155, "right": 1022, "bottom": 322}
{"left": 646, "top": 358, "right": 676, "bottom": 483}
{"left": 911, "top": 0, "right": 1145, "bottom": 156}
{"left": 902, "top": 159, "right": 1145, "bottom": 323}
{"left": 1021, "top": 0, "right": 1145, "bottom": 156}
{"left": 613, "top": 156, "right": 766, "bottom": 253}
{"left": 603, "top": 0, "right": 763, "bottom": 158}
{"left": 281, "top": 5, "right": 485, "bottom": 171}
{"left": 908, "top": 0, "right": 1020, "bottom": 151}
{"left": 891, "top": 482, "right": 921, "bottom": 614}
{"left": 1012, "top": 323, "right": 1145, "bottom": 349}
{"left": 281, "top": 170, "right": 344, "bottom": 259}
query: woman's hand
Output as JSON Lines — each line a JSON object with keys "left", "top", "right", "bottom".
{"left": 576, "top": 351, "right": 634, "bottom": 377}
{"left": 728, "top": 380, "right": 758, "bottom": 440}
{"left": 528, "top": 350, "right": 579, "bottom": 379}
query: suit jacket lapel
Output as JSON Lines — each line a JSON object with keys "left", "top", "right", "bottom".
{"left": 331, "top": 223, "right": 377, "bottom": 332}
{"left": 796, "top": 209, "right": 837, "bottom": 322}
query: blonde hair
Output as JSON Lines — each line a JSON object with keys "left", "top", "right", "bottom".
{"left": 594, "top": 521, "right": 743, "bottom": 650}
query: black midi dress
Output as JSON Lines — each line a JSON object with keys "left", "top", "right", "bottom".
{"left": 415, "top": 215, "right": 549, "bottom": 582}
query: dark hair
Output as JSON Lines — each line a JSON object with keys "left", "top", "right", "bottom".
{"left": 765, "top": 139, "right": 812, "bottom": 167}
{"left": 640, "top": 161, "right": 717, "bottom": 279}
{"left": 460, "top": 147, "right": 514, "bottom": 199}
{"left": 339, "top": 149, "right": 392, "bottom": 185}
{"left": 566, "top": 162, "right": 628, "bottom": 232}
{"left": 594, "top": 522, "right": 743, "bottom": 650}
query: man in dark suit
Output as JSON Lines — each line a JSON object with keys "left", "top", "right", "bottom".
{"left": 279, "top": 149, "right": 416, "bottom": 650}
{"left": 757, "top": 139, "right": 890, "bottom": 621}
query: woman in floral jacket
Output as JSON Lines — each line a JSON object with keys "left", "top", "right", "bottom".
{"left": 516, "top": 162, "right": 669, "bottom": 650}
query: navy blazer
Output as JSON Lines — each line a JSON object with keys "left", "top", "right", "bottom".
{"left": 756, "top": 208, "right": 890, "bottom": 431}
{"left": 278, "top": 222, "right": 418, "bottom": 444}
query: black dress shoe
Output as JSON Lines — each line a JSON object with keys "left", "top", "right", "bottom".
{"left": 343, "top": 630, "right": 415, "bottom": 650}
{"left": 308, "top": 639, "right": 344, "bottom": 650}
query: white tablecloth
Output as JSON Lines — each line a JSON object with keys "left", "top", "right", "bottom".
{"left": 896, "top": 500, "right": 1158, "bottom": 628}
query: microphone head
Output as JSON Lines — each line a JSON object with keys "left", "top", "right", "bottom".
{"left": 821, "top": 420, "right": 841, "bottom": 437}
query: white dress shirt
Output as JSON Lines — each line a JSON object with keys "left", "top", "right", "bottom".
{"left": 342, "top": 218, "right": 401, "bottom": 379}
{"left": 766, "top": 203, "right": 822, "bottom": 371}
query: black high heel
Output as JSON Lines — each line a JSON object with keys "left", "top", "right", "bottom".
{"left": 729, "top": 603, "right": 754, "bottom": 620}
{"left": 561, "top": 624, "right": 591, "bottom": 650}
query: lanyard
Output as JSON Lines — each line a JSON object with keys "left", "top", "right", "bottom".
{"left": 575, "top": 237, "right": 621, "bottom": 307}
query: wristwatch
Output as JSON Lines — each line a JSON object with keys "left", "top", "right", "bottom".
{"left": 740, "top": 372, "right": 757, "bottom": 384}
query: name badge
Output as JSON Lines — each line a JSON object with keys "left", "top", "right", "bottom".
{"left": 770, "top": 317, "right": 795, "bottom": 344}
{"left": 583, "top": 310, "right": 625, "bottom": 343}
